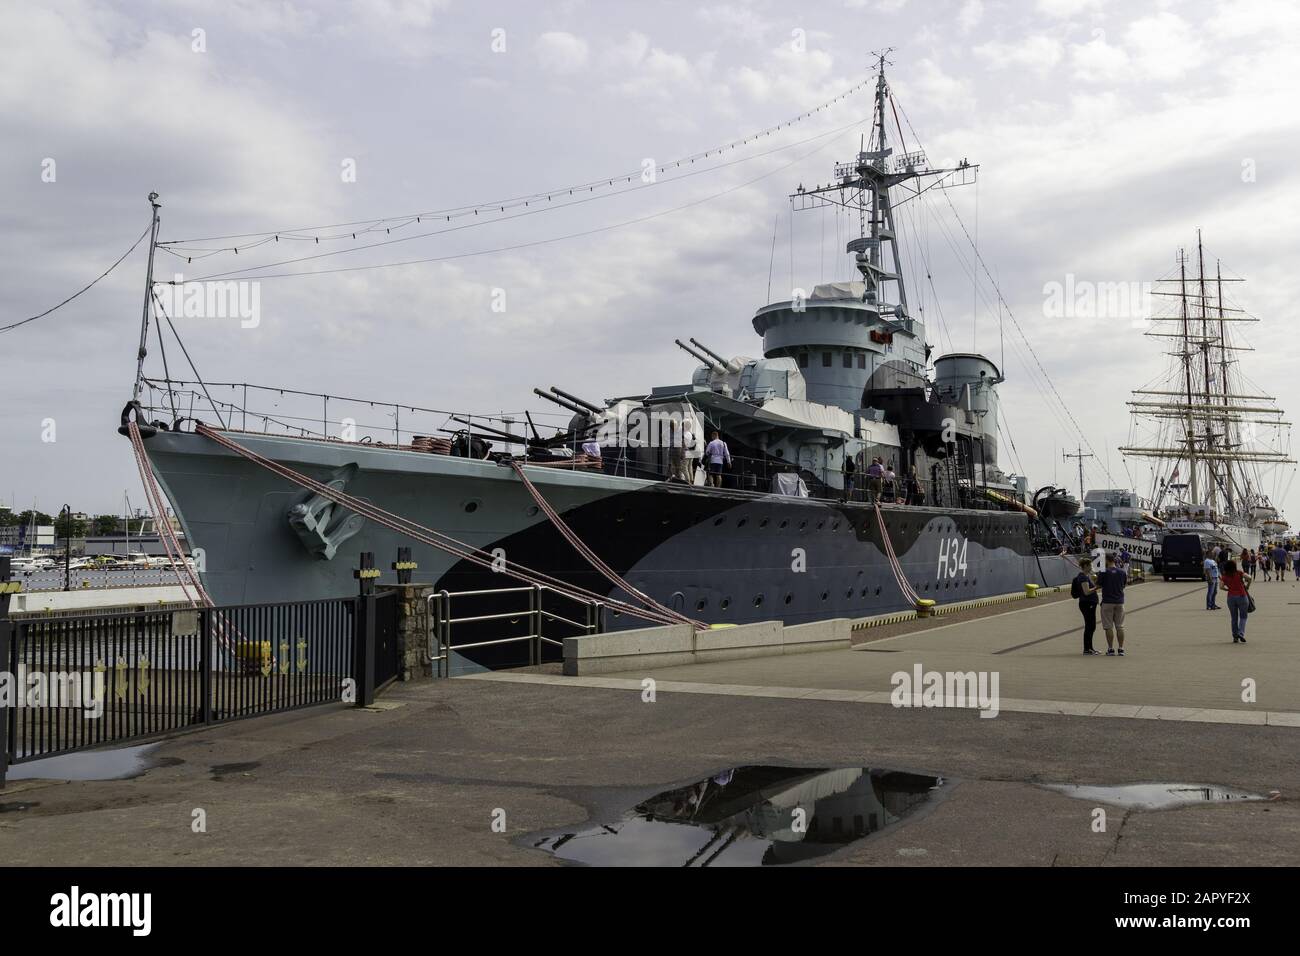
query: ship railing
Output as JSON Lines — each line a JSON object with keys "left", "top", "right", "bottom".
{"left": 427, "top": 584, "right": 603, "bottom": 677}
{"left": 136, "top": 378, "right": 569, "bottom": 450}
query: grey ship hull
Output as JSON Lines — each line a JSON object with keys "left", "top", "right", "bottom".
{"left": 142, "top": 429, "right": 1076, "bottom": 670}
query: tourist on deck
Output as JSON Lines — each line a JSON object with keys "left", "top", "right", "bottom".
{"left": 1203, "top": 553, "right": 1221, "bottom": 610}
{"left": 667, "top": 420, "right": 692, "bottom": 484}
{"left": 1221, "top": 558, "right": 1252, "bottom": 644}
{"left": 703, "top": 430, "right": 731, "bottom": 488}
{"left": 865, "top": 457, "right": 884, "bottom": 503}
{"left": 842, "top": 453, "right": 856, "bottom": 502}
{"left": 905, "top": 467, "right": 924, "bottom": 506}
{"left": 1098, "top": 553, "right": 1127, "bottom": 656}
{"left": 1071, "top": 556, "right": 1100, "bottom": 655}
{"left": 883, "top": 461, "right": 898, "bottom": 502}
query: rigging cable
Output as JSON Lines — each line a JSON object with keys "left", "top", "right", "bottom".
{"left": 1, "top": 223, "right": 151, "bottom": 333}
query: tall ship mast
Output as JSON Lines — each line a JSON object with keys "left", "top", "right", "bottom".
{"left": 1119, "top": 231, "right": 1293, "bottom": 551}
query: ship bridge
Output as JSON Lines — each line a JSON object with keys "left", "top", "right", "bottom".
{"left": 752, "top": 281, "right": 927, "bottom": 413}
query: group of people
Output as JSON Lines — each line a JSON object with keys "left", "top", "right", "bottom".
{"left": 1200, "top": 547, "right": 1257, "bottom": 644}
{"left": 1070, "top": 554, "right": 1131, "bottom": 655}
{"left": 845, "top": 457, "right": 925, "bottom": 505}
{"left": 1243, "top": 541, "right": 1300, "bottom": 582}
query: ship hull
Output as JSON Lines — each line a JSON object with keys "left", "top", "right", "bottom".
{"left": 141, "top": 430, "right": 1076, "bottom": 672}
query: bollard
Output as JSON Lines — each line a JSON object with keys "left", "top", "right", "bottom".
{"left": 1024, "top": 583, "right": 1040, "bottom": 599}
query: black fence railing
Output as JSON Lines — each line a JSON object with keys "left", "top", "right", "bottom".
{"left": 2, "top": 597, "right": 356, "bottom": 771}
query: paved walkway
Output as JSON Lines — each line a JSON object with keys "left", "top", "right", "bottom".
{"left": 470, "top": 579, "right": 1300, "bottom": 726}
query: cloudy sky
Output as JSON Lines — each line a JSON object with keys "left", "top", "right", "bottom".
{"left": 2, "top": 0, "right": 1298, "bottom": 522}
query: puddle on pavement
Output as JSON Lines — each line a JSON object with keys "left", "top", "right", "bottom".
{"left": 531, "top": 766, "right": 945, "bottom": 867}
{"left": 4, "top": 744, "right": 164, "bottom": 782}
{"left": 1043, "top": 782, "right": 1270, "bottom": 810}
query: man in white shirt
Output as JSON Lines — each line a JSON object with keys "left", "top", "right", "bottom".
{"left": 1203, "top": 555, "right": 1221, "bottom": 610}
{"left": 704, "top": 430, "right": 731, "bottom": 487}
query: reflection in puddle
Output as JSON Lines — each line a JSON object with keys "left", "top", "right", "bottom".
{"left": 1043, "top": 782, "right": 1268, "bottom": 810}
{"left": 533, "top": 766, "right": 944, "bottom": 866}
{"left": 4, "top": 744, "right": 162, "bottom": 782}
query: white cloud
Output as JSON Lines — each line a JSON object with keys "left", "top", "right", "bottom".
{"left": 973, "top": 36, "right": 1064, "bottom": 73}
{"left": 1123, "top": 12, "right": 1205, "bottom": 82}
{"left": 958, "top": 0, "right": 985, "bottom": 32}
{"left": 535, "top": 31, "right": 590, "bottom": 74}
{"left": 1070, "top": 30, "right": 1129, "bottom": 83}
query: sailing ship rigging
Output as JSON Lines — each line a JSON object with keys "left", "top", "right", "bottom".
{"left": 1119, "top": 230, "right": 1293, "bottom": 549}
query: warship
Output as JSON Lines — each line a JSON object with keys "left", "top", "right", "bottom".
{"left": 1117, "top": 232, "right": 1294, "bottom": 554}
{"left": 122, "top": 57, "right": 1082, "bottom": 670}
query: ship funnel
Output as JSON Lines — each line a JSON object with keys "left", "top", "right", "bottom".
{"left": 675, "top": 338, "right": 722, "bottom": 371}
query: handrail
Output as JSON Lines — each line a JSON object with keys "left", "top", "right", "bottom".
{"left": 426, "top": 583, "right": 604, "bottom": 677}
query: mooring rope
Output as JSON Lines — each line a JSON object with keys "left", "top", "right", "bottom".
{"left": 506, "top": 460, "right": 704, "bottom": 628}
{"left": 873, "top": 502, "right": 923, "bottom": 607}
{"left": 193, "top": 424, "right": 693, "bottom": 628}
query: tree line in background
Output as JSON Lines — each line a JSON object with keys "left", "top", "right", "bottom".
{"left": 0, "top": 510, "right": 151, "bottom": 538}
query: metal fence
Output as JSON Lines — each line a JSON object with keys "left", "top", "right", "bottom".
{"left": 2, "top": 597, "right": 355, "bottom": 769}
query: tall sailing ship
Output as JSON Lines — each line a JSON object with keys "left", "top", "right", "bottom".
{"left": 1119, "top": 232, "right": 1294, "bottom": 553}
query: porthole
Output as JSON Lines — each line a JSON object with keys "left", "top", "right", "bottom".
{"left": 714, "top": 516, "right": 726, "bottom": 527}
{"left": 816, "top": 520, "right": 825, "bottom": 530}
{"left": 845, "top": 588, "right": 853, "bottom": 599}
{"left": 831, "top": 521, "right": 839, "bottom": 531}
{"left": 463, "top": 500, "right": 480, "bottom": 513}
{"left": 720, "top": 597, "right": 731, "bottom": 610}
{"left": 779, "top": 519, "right": 789, "bottom": 529}
{"left": 924, "top": 582, "right": 930, "bottom": 591}
{"left": 616, "top": 511, "right": 628, "bottom": 523}
{"left": 696, "top": 598, "right": 708, "bottom": 611}
{"left": 525, "top": 505, "right": 539, "bottom": 517}
{"left": 736, "top": 517, "right": 748, "bottom": 528}
{"left": 799, "top": 520, "right": 808, "bottom": 530}
{"left": 875, "top": 586, "right": 882, "bottom": 596}
{"left": 661, "top": 515, "right": 671, "bottom": 525}
{"left": 820, "top": 591, "right": 829, "bottom": 601}
{"left": 759, "top": 517, "right": 769, "bottom": 528}
{"left": 784, "top": 593, "right": 793, "bottom": 605}
{"left": 753, "top": 594, "right": 764, "bottom": 607}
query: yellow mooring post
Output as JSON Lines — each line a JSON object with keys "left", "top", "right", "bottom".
{"left": 915, "top": 598, "right": 937, "bottom": 618}
{"left": 1024, "top": 583, "right": 1040, "bottom": 599}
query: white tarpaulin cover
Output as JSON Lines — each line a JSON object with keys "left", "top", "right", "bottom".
{"left": 772, "top": 473, "right": 809, "bottom": 497}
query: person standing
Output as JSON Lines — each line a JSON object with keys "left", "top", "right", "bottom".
{"left": 1098, "top": 553, "right": 1127, "bottom": 656}
{"left": 1221, "top": 558, "right": 1252, "bottom": 644}
{"left": 1290, "top": 543, "right": 1300, "bottom": 583}
{"left": 1203, "top": 553, "right": 1221, "bottom": 610}
{"left": 865, "top": 457, "right": 884, "bottom": 503}
{"left": 703, "top": 430, "right": 731, "bottom": 488}
{"left": 1271, "top": 541, "right": 1287, "bottom": 582}
{"left": 882, "top": 461, "right": 898, "bottom": 503}
{"left": 842, "top": 453, "right": 857, "bottom": 502}
{"left": 905, "top": 467, "right": 923, "bottom": 506}
{"left": 1071, "top": 556, "right": 1100, "bottom": 655}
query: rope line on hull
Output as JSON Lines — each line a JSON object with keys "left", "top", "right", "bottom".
{"left": 506, "top": 460, "right": 704, "bottom": 629}
{"left": 192, "top": 425, "right": 696, "bottom": 628}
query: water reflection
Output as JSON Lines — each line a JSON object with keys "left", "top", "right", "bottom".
{"left": 534, "top": 766, "right": 944, "bottom": 867}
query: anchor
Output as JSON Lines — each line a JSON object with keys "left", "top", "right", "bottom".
{"left": 287, "top": 463, "right": 365, "bottom": 560}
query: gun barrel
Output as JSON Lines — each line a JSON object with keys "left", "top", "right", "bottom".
{"left": 549, "top": 386, "right": 604, "bottom": 415}
{"left": 534, "top": 387, "right": 589, "bottom": 417}
{"left": 689, "top": 338, "right": 735, "bottom": 371}
{"left": 675, "top": 338, "right": 721, "bottom": 371}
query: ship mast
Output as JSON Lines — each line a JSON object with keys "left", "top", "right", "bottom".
{"left": 789, "top": 51, "right": 977, "bottom": 321}
{"left": 1120, "top": 234, "right": 1294, "bottom": 521}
